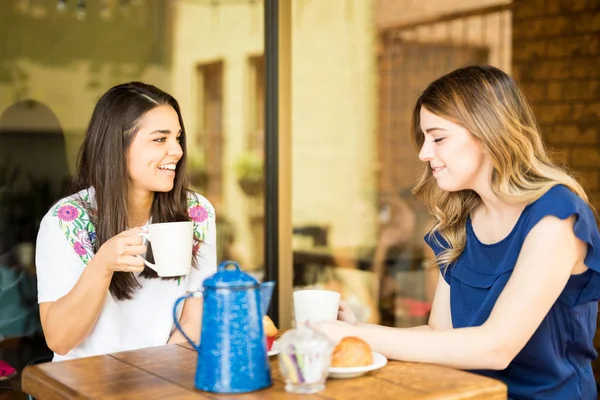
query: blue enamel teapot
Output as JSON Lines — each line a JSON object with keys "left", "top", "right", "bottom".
{"left": 172, "top": 260, "right": 275, "bottom": 393}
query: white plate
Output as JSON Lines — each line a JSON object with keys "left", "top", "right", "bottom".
{"left": 328, "top": 351, "right": 388, "bottom": 379}
{"left": 268, "top": 340, "right": 280, "bottom": 357}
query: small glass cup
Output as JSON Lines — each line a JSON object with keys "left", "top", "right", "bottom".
{"left": 278, "top": 325, "right": 335, "bottom": 394}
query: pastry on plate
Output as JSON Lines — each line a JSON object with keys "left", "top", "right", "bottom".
{"left": 331, "top": 336, "right": 373, "bottom": 368}
{"left": 263, "top": 315, "right": 278, "bottom": 351}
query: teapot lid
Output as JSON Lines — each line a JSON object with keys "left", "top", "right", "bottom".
{"left": 203, "top": 260, "right": 258, "bottom": 289}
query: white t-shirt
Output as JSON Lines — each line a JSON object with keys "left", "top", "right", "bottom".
{"left": 35, "top": 188, "right": 217, "bottom": 361}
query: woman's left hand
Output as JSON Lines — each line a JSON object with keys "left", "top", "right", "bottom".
{"left": 310, "top": 320, "right": 359, "bottom": 345}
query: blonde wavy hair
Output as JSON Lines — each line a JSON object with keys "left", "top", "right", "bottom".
{"left": 411, "top": 65, "right": 590, "bottom": 269}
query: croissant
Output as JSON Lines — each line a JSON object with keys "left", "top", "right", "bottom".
{"left": 331, "top": 336, "right": 373, "bottom": 367}
{"left": 263, "top": 316, "right": 278, "bottom": 337}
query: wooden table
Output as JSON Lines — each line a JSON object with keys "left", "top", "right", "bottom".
{"left": 22, "top": 342, "right": 507, "bottom": 399}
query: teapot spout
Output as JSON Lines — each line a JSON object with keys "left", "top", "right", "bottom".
{"left": 259, "top": 281, "right": 275, "bottom": 317}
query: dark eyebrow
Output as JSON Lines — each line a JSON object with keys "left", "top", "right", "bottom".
{"left": 149, "top": 129, "right": 183, "bottom": 135}
{"left": 424, "top": 127, "right": 448, "bottom": 133}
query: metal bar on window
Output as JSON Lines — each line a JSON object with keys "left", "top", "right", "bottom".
{"left": 264, "top": 0, "right": 279, "bottom": 326}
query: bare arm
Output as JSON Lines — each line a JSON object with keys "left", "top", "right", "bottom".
{"left": 39, "top": 228, "right": 146, "bottom": 355}
{"left": 427, "top": 270, "right": 452, "bottom": 330}
{"left": 40, "top": 257, "right": 113, "bottom": 355}
{"left": 168, "top": 295, "right": 203, "bottom": 344}
{"left": 319, "top": 215, "right": 585, "bottom": 370}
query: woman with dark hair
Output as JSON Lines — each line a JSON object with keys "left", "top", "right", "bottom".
{"left": 35, "top": 82, "right": 216, "bottom": 361}
{"left": 316, "top": 66, "right": 600, "bottom": 399}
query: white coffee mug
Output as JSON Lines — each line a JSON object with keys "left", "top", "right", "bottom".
{"left": 293, "top": 289, "right": 340, "bottom": 325}
{"left": 137, "top": 221, "right": 194, "bottom": 277}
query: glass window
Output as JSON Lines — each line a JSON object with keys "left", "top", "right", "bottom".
{"left": 291, "top": 0, "right": 511, "bottom": 327}
{"left": 0, "top": 0, "right": 266, "bottom": 381}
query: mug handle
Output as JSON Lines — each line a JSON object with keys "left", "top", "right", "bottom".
{"left": 135, "top": 232, "right": 158, "bottom": 271}
{"left": 172, "top": 291, "right": 203, "bottom": 351}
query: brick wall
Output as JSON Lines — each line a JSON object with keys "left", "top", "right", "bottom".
{"left": 513, "top": 0, "right": 600, "bottom": 381}
{"left": 512, "top": 0, "right": 600, "bottom": 212}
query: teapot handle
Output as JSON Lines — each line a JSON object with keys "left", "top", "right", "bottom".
{"left": 218, "top": 260, "right": 241, "bottom": 272}
{"left": 172, "top": 291, "right": 203, "bottom": 351}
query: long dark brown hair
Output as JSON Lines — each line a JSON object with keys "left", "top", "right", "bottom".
{"left": 71, "top": 82, "right": 197, "bottom": 300}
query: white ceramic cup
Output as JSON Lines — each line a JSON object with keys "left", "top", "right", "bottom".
{"left": 293, "top": 289, "right": 340, "bottom": 325}
{"left": 137, "top": 221, "right": 194, "bottom": 277}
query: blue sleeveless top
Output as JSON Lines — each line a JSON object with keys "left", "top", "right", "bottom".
{"left": 425, "top": 185, "right": 600, "bottom": 400}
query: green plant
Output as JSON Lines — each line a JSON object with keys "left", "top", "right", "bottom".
{"left": 234, "top": 151, "right": 263, "bottom": 183}
{"left": 234, "top": 151, "right": 264, "bottom": 196}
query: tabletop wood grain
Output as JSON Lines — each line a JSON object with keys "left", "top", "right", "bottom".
{"left": 23, "top": 342, "right": 507, "bottom": 399}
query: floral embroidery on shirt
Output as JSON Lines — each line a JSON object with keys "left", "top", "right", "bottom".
{"left": 57, "top": 205, "right": 78, "bottom": 222}
{"left": 52, "top": 191, "right": 96, "bottom": 265}
{"left": 53, "top": 190, "right": 211, "bottom": 267}
{"left": 189, "top": 205, "right": 209, "bottom": 224}
{"left": 187, "top": 194, "right": 214, "bottom": 246}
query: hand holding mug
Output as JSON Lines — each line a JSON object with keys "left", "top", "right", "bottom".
{"left": 96, "top": 227, "right": 147, "bottom": 273}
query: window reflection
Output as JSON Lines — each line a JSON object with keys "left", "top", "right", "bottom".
{"left": 0, "top": 0, "right": 267, "bottom": 386}
{"left": 0, "top": 100, "right": 70, "bottom": 316}
{"left": 291, "top": 0, "right": 511, "bottom": 327}
{"left": 0, "top": 99, "right": 70, "bottom": 377}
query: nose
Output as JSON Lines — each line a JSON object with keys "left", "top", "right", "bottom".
{"left": 168, "top": 140, "right": 183, "bottom": 159}
{"left": 419, "top": 139, "right": 434, "bottom": 162}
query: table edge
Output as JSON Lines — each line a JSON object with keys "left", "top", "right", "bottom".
{"left": 22, "top": 363, "right": 84, "bottom": 400}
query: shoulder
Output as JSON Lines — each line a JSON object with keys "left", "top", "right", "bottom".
{"left": 186, "top": 191, "right": 216, "bottom": 224}
{"left": 528, "top": 184, "right": 590, "bottom": 218}
{"left": 523, "top": 184, "right": 596, "bottom": 241}
{"left": 47, "top": 189, "right": 95, "bottom": 227}
{"left": 40, "top": 189, "right": 96, "bottom": 264}
{"left": 523, "top": 184, "right": 596, "bottom": 237}
{"left": 522, "top": 185, "right": 599, "bottom": 270}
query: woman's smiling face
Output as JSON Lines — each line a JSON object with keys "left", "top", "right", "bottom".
{"left": 418, "top": 106, "right": 490, "bottom": 192}
{"left": 127, "top": 104, "right": 183, "bottom": 195}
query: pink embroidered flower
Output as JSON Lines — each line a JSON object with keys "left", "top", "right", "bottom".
{"left": 193, "top": 243, "right": 200, "bottom": 255}
{"left": 73, "top": 241, "right": 87, "bottom": 256}
{"left": 57, "top": 205, "right": 78, "bottom": 222}
{"left": 189, "top": 205, "right": 208, "bottom": 223}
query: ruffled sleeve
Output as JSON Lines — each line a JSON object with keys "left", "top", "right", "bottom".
{"left": 525, "top": 185, "right": 600, "bottom": 306}
{"left": 424, "top": 230, "right": 452, "bottom": 284}
{"left": 573, "top": 203, "right": 600, "bottom": 274}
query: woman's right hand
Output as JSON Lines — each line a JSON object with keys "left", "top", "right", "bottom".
{"left": 95, "top": 227, "right": 147, "bottom": 273}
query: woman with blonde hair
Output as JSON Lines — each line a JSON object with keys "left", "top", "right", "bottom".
{"left": 316, "top": 65, "right": 600, "bottom": 399}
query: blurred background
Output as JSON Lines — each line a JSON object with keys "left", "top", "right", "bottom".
{"left": 1, "top": 0, "right": 599, "bottom": 397}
